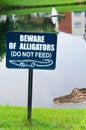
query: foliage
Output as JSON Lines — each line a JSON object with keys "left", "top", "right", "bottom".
{"left": 0, "top": 106, "right": 86, "bottom": 130}
{"left": 17, "top": 15, "right": 55, "bottom": 33}
{"left": 0, "top": 17, "right": 18, "bottom": 61}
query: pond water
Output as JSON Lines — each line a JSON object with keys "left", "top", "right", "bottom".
{"left": 0, "top": 8, "right": 86, "bottom": 108}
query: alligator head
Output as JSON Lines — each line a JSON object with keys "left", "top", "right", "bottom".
{"left": 53, "top": 88, "right": 86, "bottom": 104}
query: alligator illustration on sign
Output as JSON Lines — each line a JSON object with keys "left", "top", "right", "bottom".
{"left": 9, "top": 59, "right": 53, "bottom": 68}
{"left": 53, "top": 88, "right": 86, "bottom": 104}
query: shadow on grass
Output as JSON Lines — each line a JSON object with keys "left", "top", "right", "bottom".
{"left": 28, "top": 118, "right": 74, "bottom": 130}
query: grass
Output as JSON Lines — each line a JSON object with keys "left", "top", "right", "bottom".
{"left": 0, "top": 105, "right": 86, "bottom": 129}
{"left": 1, "top": 4, "right": 86, "bottom": 15}
{"left": 0, "top": 0, "right": 86, "bottom": 15}
{"left": 0, "top": 0, "right": 85, "bottom": 6}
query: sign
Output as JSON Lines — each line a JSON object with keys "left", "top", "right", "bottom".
{"left": 6, "top": 32, "right": 57, "bottom": 70}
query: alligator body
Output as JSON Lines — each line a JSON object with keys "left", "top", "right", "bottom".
{"left": 9, "top": 59, "right": 53, "bottom": 68}
{"left": 53, "top": 88, "right": 86, "bottom": 104}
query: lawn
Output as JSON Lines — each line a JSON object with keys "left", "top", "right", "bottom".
{"left": 0, "top": 0, "right": 86, "bottom": 6}
{"left": 0, "top": 2, "right": 86, "bottom": 15}
{"left": 0, "top": 0, "right": 86, "bottom": 15}
{"left": 0, "top": 105, "right": 86, "bottom": 130}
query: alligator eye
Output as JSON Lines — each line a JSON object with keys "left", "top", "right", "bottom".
{"left": 72, "top": 88, "right": 79, "bottom": 94}
{"left": 20, "top": 62, "right": 25, "bottom": 67}
{"left": 76, "top": 93, "right": 83, "bottom": 98}
{"left": 31, "top": 62, "right": 36, "bottom": 67}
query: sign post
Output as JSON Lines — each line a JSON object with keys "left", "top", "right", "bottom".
{"left": 6, "top": 32, "right": 57, "bottom": 120}
{"left": 28, "top": 69, "right": 33, "bottom": 120}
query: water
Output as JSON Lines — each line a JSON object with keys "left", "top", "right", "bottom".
{"left": 0, "top": 9, "right": 86, "bottom": 108}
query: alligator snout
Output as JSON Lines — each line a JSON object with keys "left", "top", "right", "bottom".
{"left": 53, "top": 88, "right": 86, "bottom": 104}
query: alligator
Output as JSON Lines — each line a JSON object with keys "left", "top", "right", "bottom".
{"left": 53, "top": 88, "right": 86, "bottom": 104}
{"left": 9, "top": 59, "right": 53, "bottom": 68}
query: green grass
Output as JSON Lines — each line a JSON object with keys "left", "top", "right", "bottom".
{"left": 1, "top": 4, "right": 86, "bottom": 16}
{"left": 0, "top": 105, "right": 86, "bottom": 130}
{"left": 0, "top": 0, "right": 85, "bottom": 6}
{"left": 0, "top": 0, "right": 86, "bottom": 15}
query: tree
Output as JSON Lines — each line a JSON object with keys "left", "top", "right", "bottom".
{"left": 0, "top": 16, "right": 18, "bottom": 61}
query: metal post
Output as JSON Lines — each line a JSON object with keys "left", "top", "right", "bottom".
{"left": 27, "top": 69, "right": 33, "bottom": 121}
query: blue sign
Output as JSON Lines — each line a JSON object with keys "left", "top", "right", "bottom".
{"left": 6, "top": 32, "right": 57, "bottom": 70}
